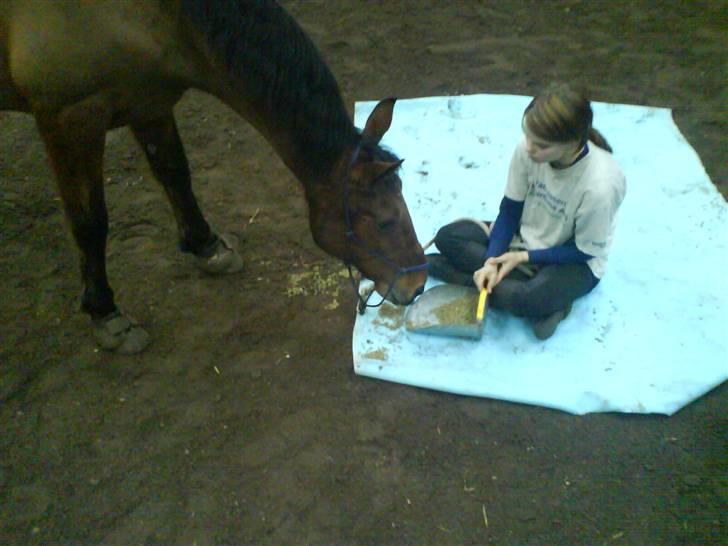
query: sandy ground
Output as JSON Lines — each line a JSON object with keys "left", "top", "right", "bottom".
{"left": 1, "top": 1, "right": 725, "bottom": 544}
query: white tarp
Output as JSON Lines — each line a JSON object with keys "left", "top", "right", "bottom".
{"left": 352, "top": 94, "right": 728, "bottom": 415}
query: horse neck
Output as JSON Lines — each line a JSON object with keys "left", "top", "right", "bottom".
{"left": 181, "top": 0, "right": 360, "bottom": 187}
{"left": 225, "top": 85, "right": 359, "bottom": 189}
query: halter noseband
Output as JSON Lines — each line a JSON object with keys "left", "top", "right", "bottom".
{"left": 341, "top": 141, "right": 428, "bottom": 314}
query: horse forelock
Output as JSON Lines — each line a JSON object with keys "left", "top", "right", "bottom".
{"left": 181, "top": 0, "right": 358, "bottom": 175}
{"left": 350, "top": 140, "right": 403, "bottom": 196}
{"left": 359, "top": 139, "right": 400, "bottom": 164}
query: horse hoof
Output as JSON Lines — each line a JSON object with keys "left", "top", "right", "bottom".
{"left": 93, "top": 311, "right": 151, "bottom": 354}
{"left": 196, "top": 234, "right": 244, "bottom": 274}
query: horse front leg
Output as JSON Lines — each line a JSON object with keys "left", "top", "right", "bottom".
{"left": 131, "top": 112, "right": 243, "bottom": 274}
{"left": 35, "top": 101, "right": 151, "bottom": 354}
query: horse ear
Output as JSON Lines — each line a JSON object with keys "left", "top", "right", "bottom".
{"left": 362, "top": 98, "right": 397, "bottom": 144}
{"left": 371, "top": 158, "right": 404, "bottom": 183}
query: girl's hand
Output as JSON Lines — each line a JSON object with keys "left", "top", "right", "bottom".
{"left": 473, "top": 261, "right": 499, "bottom": 291}
{"left": 489, "top": 251, "right": 529, "bottom": 285}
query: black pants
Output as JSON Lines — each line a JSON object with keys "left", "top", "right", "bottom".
{"left": 433, "top": 220, "right": 599, "bottom": 318}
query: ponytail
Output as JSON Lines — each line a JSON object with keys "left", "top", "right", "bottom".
{"left": 588, "top": 127, "right": 613, "bottom": 153}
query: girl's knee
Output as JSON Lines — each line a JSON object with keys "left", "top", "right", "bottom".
{"left": 434, "top": 220, "right": 481, "bottom": 251}
{"left": 433, "top": 224, "right": 458, "bottom": 254}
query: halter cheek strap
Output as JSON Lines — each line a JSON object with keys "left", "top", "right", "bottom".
{"left": 341, "top": 141, "right": 427, "bottom": 313}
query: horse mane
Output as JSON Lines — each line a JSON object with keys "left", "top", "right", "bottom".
{"left": 180, "top": 0, "right": 364, "bottom": 175}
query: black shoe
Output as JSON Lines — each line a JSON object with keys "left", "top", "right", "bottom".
{"left": 426, "top": 254, "right": 474, "bottom": 286}
{"left": 532, "top": 303, "right": 573, "bottom": 340}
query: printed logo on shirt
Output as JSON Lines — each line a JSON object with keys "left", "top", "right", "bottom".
{"left": 529, "top": 180, "right": 567, "bottom": 220}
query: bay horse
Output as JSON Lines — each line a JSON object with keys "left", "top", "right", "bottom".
{"left": 0, "top": 0, "right": 427, "bottom": 353}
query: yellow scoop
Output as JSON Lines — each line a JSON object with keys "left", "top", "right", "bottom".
{"left": 476, "top": 288, "right": 488, "bottom": 321}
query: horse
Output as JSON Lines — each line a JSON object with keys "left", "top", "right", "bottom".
{"left": 0, "top": 0, "right": 428, "bottom": 353}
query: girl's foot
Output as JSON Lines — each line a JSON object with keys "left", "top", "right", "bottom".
{"left": 532, "top": 303, "right": 572, "bottom": 340}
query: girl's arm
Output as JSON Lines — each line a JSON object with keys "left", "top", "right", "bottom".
{"left": 483, "top": 196, "right": 524, "bottom": 260}
{"left": 528, "top": 240, "right": 594, "bottom": 265}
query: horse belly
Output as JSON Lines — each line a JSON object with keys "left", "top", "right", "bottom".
{"left": 0, "top": 9, "right": 29, "bottom": 111}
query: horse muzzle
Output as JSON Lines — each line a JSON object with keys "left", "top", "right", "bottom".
{"left": 377, "top": 272, "right": 426, "bottom": 306}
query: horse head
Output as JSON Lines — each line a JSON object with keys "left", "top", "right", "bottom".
{"left": 309, "top": 99, "right": 427, "bottom": 306}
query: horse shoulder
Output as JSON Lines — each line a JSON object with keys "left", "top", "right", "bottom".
{"left": 3, "top": 1, "right": 202, "bottom": 114}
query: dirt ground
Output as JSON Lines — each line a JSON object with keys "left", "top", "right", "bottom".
{"left": 1, "top": 1, "right": 726, "bottom": 544}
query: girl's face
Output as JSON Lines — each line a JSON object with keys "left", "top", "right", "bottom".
{"left": 523, "top": 126, "right": 581, "bottom": 166}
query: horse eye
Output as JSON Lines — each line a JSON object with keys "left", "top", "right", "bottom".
{"left": 377, "top": 219, "right": 396, "bottom": 231}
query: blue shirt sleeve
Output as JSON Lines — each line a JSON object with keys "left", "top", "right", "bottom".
{"left": 528, "top": 240, "right": 594, "bottom": 264}
{"left": 484, "top": 196, "right": 524, "bottom": 260}
{"left": 485, "top": 197, "right": 594, "bottom": 265}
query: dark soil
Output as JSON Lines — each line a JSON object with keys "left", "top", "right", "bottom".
{"left": 1, "top": 1, "right": 725, "bottom": 544}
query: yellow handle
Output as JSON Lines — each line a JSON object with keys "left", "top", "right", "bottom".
{"left": 476, "top": 288, "right": 488, "bottom": 321}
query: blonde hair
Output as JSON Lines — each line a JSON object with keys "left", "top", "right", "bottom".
{"left": 523, "top": 83, "right": 613, "bottom": 153}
